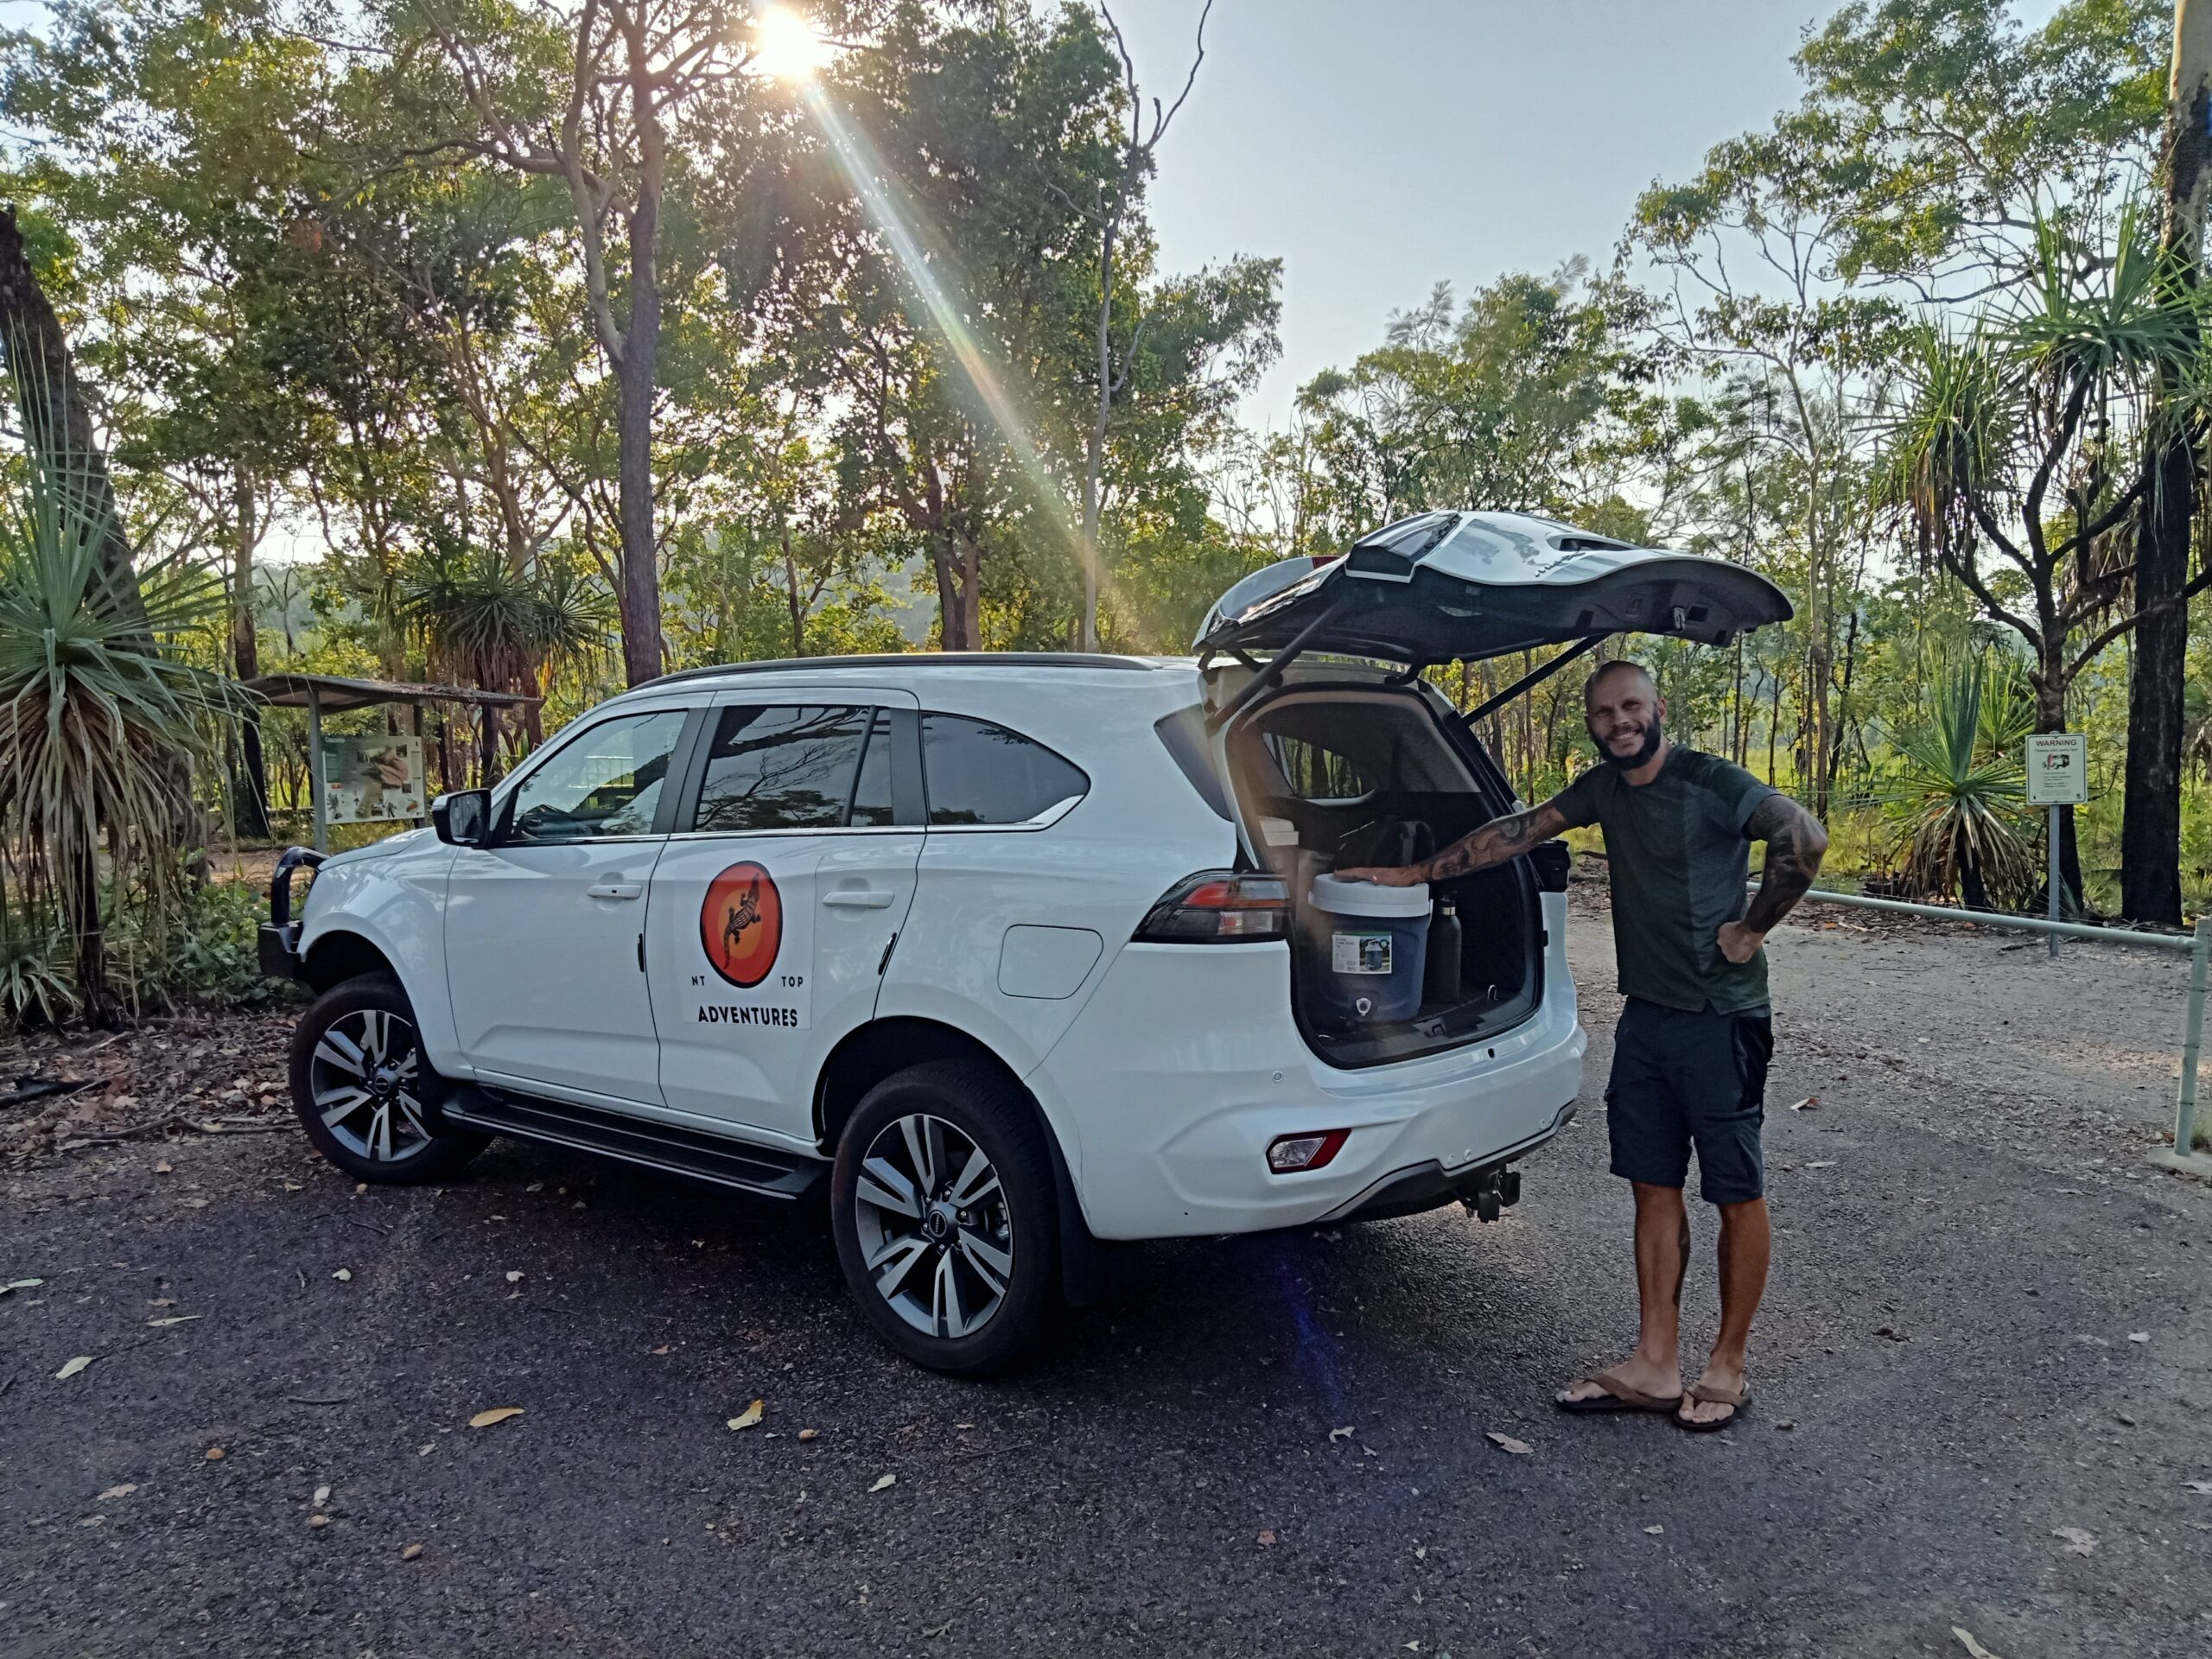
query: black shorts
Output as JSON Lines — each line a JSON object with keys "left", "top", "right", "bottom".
{"left": 1605, "top": 998, "right": 1773, "bottom": 1205}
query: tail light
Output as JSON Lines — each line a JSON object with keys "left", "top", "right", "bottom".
{"left": 1134, "top": 871, "right": 1290, "bottom": 943}
{"left": 1268, "top": 1129, "right": 1349, "bottom": 1173}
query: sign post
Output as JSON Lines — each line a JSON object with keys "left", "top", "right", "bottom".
{"left": 2024, "top": 732, "right": 2088, "bottom": 959}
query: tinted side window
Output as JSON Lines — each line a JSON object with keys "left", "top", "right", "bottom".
{"left": 692, "top": 705, "right": 872, "bottom": 833}
{"left": 506, "top": 709, "right": 689, "bottom": 843}
{"left": 849, "top": 711, "right": 895, "bottom": 827}
{"left": 1266, "top": 734, "right": 1376, "bottom": 804}
{"left": 920, "top": 714, "right": 1089, "bottom": 826}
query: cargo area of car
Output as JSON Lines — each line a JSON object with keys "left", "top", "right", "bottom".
{"left": 1222, "top": 683, "right": 1543, "bottom": 1068}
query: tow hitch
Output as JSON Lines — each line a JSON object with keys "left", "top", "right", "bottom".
{"left": 1461, "top": 1166, "right": 1522, "bottom": 1224}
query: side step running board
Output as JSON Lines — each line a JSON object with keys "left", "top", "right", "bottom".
{"left": 440, "top": 1086, "right": 828, "bottom": 1202}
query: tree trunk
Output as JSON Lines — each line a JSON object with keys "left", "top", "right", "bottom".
{"left": 928, "top": 523, "right": 966, "bottom": 650}
{"left": 1960, "top": 842, "right": 1992, "bottom": 913}
{"left": 783, "top": 523, "right": 805, "bottom": 657}
{"left": 612, "top": 16, "right": 666, "bottom": 690}
{"left": 613, "top": 272, "right": 661, "bottom": 687}
{"left": 0, "top": 207, "right": 145, "bottom": 625}
{"left": 2125, "top": 0, "right": 2212, "bottom": 924}
{"left": 230, "top": 463, "right": 270, "bottom": 841}
{"left": 2124, "top": 436, "right": 2190, "bottom": 923}
{"left": 1082, "top": 218, "right": 1116, "bottom": 653}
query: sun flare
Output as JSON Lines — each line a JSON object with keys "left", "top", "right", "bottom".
{"left": 753, "top": 7, "right": 833, "bottom": 82}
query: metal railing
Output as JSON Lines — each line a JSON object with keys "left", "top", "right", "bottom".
{"left": 1774, "top": 885, "right": 2210, "bottom": 1166}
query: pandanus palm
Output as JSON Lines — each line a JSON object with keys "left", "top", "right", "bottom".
{"left": 395, "top": 542, "right": 610, "bottom": 767}
{"left": 1888, "top": 664, "right": 2033, "bottom": 912}
{"left": 0, "top": 363, "right": 245, "bottom": 1018}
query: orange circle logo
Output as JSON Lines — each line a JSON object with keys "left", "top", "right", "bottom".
{"left": 701, "top": 862, "right": 783, "bottom": 988}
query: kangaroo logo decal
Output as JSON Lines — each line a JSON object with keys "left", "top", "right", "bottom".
{"left": 701, "top": 861, "right": 783, "bottom": 988}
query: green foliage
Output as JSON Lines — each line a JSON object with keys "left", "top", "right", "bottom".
{"left": 1885, "top": 664, "right": 2035, "bottom": 907}
{"left": 0, "top": 908, "right": 76, "bottom": 1027}
{"left": 173, "top": 877, "right": 283, "bottom": 1007}
{"left": 0, "top": 353, "right": 246, "bottom": 998}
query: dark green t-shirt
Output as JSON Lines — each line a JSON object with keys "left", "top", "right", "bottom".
{"left": 1552, "top": 746, "right": 1778, "bottom": 1014}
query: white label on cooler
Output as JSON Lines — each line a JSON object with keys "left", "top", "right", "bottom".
{"left": 1332, "top": 931, "right": 1394, "bottom": 975}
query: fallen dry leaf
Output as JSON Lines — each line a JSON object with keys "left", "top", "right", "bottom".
{"left": 155, "top": 1160, "right": 172, "bottom": 1173}
{"left": 1484, "top": 1432, "right": 1533, "bottom": 1456}
{"left": 798, "top": 1428, "right": 820, "bottom": 1442}
{"left": 650, "top": 1344, "right": 671, "bottom": 1356}
{"left": 54, "top": 1355, "right": 93, "bottom": 1380}
{"left": 147, "top": 1315, "right": 200, "bottom": 1327}
{"left": 727, "top": 1400, "right": 765, "bottom": 1432}
{"left": 402, "top": 1542, "right": 423, "bottom": 1561}
{"left": 332, "top": 1268, "right": 352, "bottom": 1282}
{"left": 97, "top": 1484, "right": 137, "bottom": 1501}
{"left": 1328, "top": 1426, "right": 1353, "bottom": 1442}
{"left": 868, "top": 1473, "right": 896, "bottom": 1493}
{"left": 1952, "top": 1627, "right": 2003, "bottom": 1659}
{"left": 468, "top": 1408, "right": 524, "bottom": 1429}
{"left": 1787, "top": 1096, "right": 1818, "bottom": 1112}
{"left": 204, "top": 1447, "right": 225, "bottom": 1461}
{"left": 2052, "top": 1526, "right": 2095, "bottom": 1556}
{"left": 1255, "top": 1529, "right": 1276, "bottom": 1546}
{"left": 307, "top": 1514, "right": 327, "bottom": 1529}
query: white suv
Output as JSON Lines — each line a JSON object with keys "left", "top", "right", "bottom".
{"left": 264, "top": 511, "right": 1786, "bottom": 1372}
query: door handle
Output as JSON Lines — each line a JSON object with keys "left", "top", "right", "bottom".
{"left": 822, "top": 889, "right": 897, "bottom": 910}
{"left": 588, "top": 881, "right": 644, "bottom": 900}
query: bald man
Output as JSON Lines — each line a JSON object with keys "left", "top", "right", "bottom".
{"left": 1341, "top": 659, "right": 1827, "bottom": 1432}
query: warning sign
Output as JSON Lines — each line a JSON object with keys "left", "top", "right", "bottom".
{"left": 2024, "top": 733, "right": 2088, "bottom": 807}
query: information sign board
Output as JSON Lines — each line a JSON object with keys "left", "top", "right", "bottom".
{"left": 321, "top": 734, "right": 426, "bottom": 824}
{"left": 2024, "top": 733, "right": 2088, "bottom": 807}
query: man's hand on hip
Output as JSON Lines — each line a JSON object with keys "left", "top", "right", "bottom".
{"left": 1715, "top": 920, "right": 1766, "bottom": 964}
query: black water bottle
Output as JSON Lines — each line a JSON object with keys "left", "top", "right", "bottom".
{"left": 1423, "top": 900, "right": 1462, "bottom": 1007}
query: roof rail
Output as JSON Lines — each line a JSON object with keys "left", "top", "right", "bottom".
{"left": 639, "top": 652, "right": 1165, "bottom": 690}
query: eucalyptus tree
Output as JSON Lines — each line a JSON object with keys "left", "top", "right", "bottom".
{"left": 1070, "top": 0, "right": 1212, "bottom": 652}
{"left": 1298, "top": 265, "right": 1672, "bottom": 540}
{"left": 382, "top": 0, "right": 780, "bottom": 687}
{"left": 761, "top": 1, "right": 1122, "bottom": 650}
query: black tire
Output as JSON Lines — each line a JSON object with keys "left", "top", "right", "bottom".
{"left": 288, "top": 974, "right": 487, "bottom": 1184}
{"left": 830, "top": 1059, "right": 1060, "bottom": 1376}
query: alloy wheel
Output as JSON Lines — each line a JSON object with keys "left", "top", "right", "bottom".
{"left": 308, "top": 1007, "right": 433, "bottom": 1163}
{"left": 851, "top": 1112, "right": 1015, "bottom": 1339}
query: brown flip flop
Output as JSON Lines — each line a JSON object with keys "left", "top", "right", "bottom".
{"left": 1554, "top": 1365, "right": 1683, "bottom": 1414}
{"left": 1674, "top": 1379, "right": 1751, "bottom": 1433}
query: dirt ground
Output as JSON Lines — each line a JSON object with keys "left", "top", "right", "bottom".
{"left": 3, "top": 886, "right": 2210, "bottom": 1657}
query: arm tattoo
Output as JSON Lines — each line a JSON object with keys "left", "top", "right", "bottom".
{"left": 1424, "top": 801, "right": 1567, "bottom": 880}
{"left": 1743, "top": 794, "right": 1829, "bottom": 934}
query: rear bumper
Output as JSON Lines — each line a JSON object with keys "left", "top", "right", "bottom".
{"left": 1030, "top": 927, "right": 1586, "bottom": 1240}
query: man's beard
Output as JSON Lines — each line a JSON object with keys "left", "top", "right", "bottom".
{"left": 1595, "top": 717, "right": 1664, "bottom": 770}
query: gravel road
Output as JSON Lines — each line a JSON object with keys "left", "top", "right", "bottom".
{"left": 3, "top": 897, "right": 2209, "bottom": 1658}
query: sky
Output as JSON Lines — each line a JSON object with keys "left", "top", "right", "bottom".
{"left": 1090, "top": 0, "right": 1836, "bottom": 429}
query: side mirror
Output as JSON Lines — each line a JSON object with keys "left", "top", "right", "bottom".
{"left": 432, "top": 789, "right": 492, "bottom": 847}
